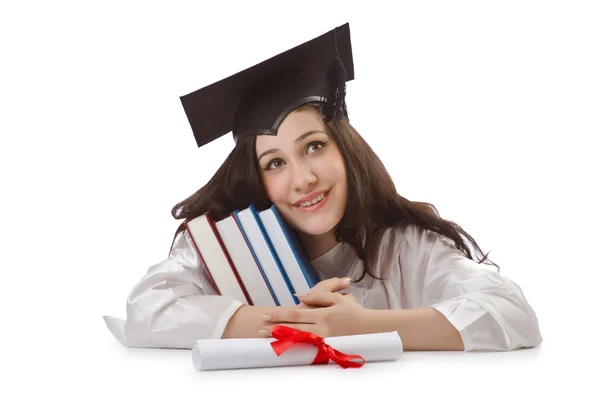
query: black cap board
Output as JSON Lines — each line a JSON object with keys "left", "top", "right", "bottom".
{"left": 179, "top": 23, "right": 354, "bottom": 148}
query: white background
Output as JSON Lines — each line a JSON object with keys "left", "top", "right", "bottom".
{"left": 1, "top": 0, "right": 598, "bottom": 395}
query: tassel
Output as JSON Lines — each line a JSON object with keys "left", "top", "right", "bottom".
{"left": 320, "top": 58, "right": 349, "bottom": 123}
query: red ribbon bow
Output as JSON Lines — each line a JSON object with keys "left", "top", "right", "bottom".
{"left": 269, "top": 325, "right": 365, "bottom": 369}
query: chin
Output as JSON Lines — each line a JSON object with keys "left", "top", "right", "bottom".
{"left": 295, "top": 216, "right": 340, "bottom": 237}
{"left": 299, "top": 226, "right": 332, "bottom": 237}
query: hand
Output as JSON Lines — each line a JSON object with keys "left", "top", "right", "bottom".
{"left": 259, "top": 290, "right": 371, "bottom": 338}
{"left": 306, "top": 277, "right": 354, "bottom": 294}
{"left": 295, "top": 277, "right": 353, "bottom": 309}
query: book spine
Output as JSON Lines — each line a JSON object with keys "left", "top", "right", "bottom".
{"left": 270, "top": 205, "right": 320, "bottom": 288}
{"left": 251, "top": 204, "right": 299, "bottom": 305}
{"left": 206, "top": 213, "right": 253, "bottom": 305}
{"left": 232, "top": 210, "right": 280, "bottom": 306}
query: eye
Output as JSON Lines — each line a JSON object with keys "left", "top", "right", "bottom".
{"left": 264, "top": 158, "right": 284, "bottom": 170}
{"left": 306, "top": 141, "right": 326, "bottom": 154}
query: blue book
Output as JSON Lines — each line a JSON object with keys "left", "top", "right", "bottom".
{"left": 234, "top": 205, "right": 297, "bottom": 306}
{"left": 258, "top": 204, "right": 320, "bottom": 297}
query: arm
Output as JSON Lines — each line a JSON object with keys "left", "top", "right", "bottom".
{"left": 257, "top": 227, "right": 541, "bottom": 351}
{"left": 221, "top": 304, "right": 273, "bottom": 338}
{"left": 363, "top": 307, "right": 464, "bottom": 351}
{"left": 401, "top": 225, "right": 543, "bottom": 351}
{"left": 103, "top": 229, "right": 245, "bottom": 349}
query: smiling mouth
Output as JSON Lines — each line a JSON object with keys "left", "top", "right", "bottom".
{"left": 294, "top": 190, "right": 329, "bottom": 208}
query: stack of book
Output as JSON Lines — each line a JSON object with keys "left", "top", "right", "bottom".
{"left": 184, "top": 204, "right": 320, "bottom": 306}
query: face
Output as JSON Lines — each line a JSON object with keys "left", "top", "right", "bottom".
{"left": 255, "top": 107, "right": 348, "bottom": 239}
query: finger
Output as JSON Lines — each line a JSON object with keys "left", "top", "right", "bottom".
{"left": 297, "top": 291, "right": 346, "bottom": 307}
{"left": 258, "top": 323, "right": 321, "bottom": 337}
{"left": 340, "top": 292, "right": 356, "bottom": 302}
{"left": 263, "top": 307, "right": 321, "bottom": 324}
{"left": 306, "top": 277, "right": 352, "bottom": 295}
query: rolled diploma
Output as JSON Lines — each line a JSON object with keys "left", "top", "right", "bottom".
{"left": 192, "top": 331, "right": 403, "bottom": 371}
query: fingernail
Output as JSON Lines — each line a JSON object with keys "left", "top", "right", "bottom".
{"left": 294, "top": 293, "right": 307, "bottom": 297}
{"left": 262, "top": 314, "right": 272, "bottom": 321}
{"left": 258, "top": 329, "right": 270, "bottom": 337}
{"left": 343, "top": 277, "right": 352, "bottom": 283}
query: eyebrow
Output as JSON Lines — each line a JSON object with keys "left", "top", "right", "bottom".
{"left": 257, "top": 130, "right": 327, "bottom": 163}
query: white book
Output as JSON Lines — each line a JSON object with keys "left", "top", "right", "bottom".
{"left": 185, "top": 214, "right": 248, "bottom": 304}
{"left": 215, "top": 216, "right": 277, "bottom": 307}
{"left": 236, "top": 207, "right": 296, "bottom": 306}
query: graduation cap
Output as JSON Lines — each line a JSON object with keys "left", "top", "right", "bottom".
{"left": 180, "top": 23, "right": 354, "bottom": 148}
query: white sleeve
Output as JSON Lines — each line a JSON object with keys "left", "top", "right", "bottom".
{"left": 103, "top": 229, "right": 245, "bottom": 349}
{"left": 403, "top": 226, "right": 543, "bottom": 352}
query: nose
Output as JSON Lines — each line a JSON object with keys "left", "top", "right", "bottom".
{"left": 290, "top": 159, "right": 317, "bottom": 192}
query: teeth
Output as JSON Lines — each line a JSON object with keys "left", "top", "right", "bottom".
{"left": 299, "top": 193, "right": 325, "bottom": 207}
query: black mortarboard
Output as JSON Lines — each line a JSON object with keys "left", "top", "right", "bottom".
{"left": 180, "top": 23, "right": 354, "bottom": 148}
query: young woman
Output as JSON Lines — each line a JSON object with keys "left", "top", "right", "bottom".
{"left": 103, "top": 24, "right": 542, "bottom": 352}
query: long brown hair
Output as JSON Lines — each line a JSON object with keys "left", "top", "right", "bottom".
{"left": 170, "top": 105, "right": 499, "bottom": 283}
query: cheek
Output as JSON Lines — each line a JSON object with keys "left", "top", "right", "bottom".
{"left": 321, "top": 154, "right": 347, "bottom": 185}
{"left": 329, "top": 156, "right": 348, "bottom": 202}
{"left": 262, "top": 175, "right": 287, "bottom": 204}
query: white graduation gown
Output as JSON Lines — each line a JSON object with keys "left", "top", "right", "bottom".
{"left": 103, "top": 223, "right": 542, "bottom": 351}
